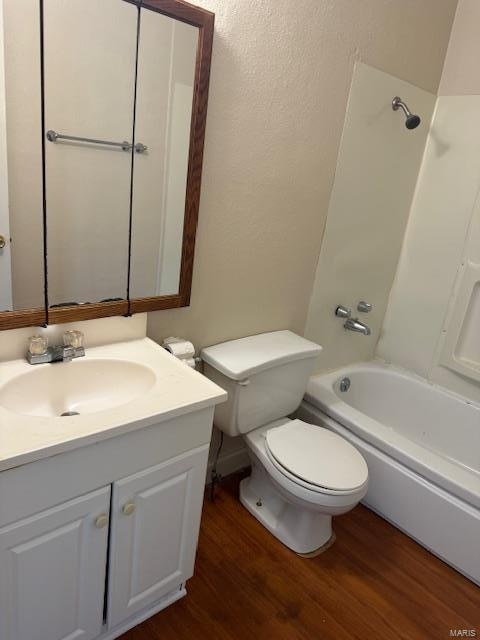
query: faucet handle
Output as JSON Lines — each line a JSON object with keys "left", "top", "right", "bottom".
{"left": 28, "top": 335, "right": 48, "bottom": 356}
{"left": 335, "top": 305, "right": 351, "bottom": 319}
{"left": 357, "top": 301, "right": 372, "bottom": 313}
{"left": 63, "top": 329, "right": 84, "bottom": 349}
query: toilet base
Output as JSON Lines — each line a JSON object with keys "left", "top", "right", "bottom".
{"left": 296, "top": 532, "right": 336, "bottom": 558}
{"left": 239, "top": 462, "right": 334, "bottom": 555}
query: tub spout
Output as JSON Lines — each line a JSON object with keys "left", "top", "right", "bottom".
{"left": 344, "top": 317, "right": 371, "bottom": 336}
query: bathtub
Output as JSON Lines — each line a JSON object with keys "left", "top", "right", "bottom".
{"left": 297, "top": 361, "right": 480, "bottom": 585}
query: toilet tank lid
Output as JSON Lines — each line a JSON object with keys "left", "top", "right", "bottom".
{"left": 201, "top": 331, "right": 322, "bottom": 381}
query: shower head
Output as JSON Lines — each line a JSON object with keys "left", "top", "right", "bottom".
{"left": 392, "top": 96, "right": 421, "bottom": 130}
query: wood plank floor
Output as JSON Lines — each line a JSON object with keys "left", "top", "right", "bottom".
{"left": 121, "top": 473, "right": 480, "bottom": 640}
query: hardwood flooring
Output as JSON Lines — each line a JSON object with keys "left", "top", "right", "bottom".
{"left": 120, "top": 473, "right": 480, "bottom": 640}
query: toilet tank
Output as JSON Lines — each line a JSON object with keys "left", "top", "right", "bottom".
{"left": 201, "top": 331, "right": 322, "bottom": 436}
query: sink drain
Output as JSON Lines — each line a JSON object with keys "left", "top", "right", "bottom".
{"left": 60, "top": 411, "right": 80, "bottom": 417}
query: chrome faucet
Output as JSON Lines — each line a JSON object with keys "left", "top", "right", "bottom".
{"left": 335, "top": 303, "right": 372, "bottom": 336}
{"left": 26, "top": 331, "right": 85, "bottom": 365}
{"left": 344, "top": 317, "right": 371, "bottom": 336}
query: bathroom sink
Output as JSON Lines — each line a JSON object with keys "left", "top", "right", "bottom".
{"left": 0, "top": 337, "right": 227, "bottom": 472}
{"left": 0, "top": 358, "right": 156, "bottom": 418}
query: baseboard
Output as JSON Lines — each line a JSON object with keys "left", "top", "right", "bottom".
{"left": 207, "top": 447, "right": 250, "bottom": 482}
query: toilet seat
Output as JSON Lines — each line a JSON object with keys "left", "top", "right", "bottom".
{"left": 265, "top": 419, "right": 368, "bottom": 494}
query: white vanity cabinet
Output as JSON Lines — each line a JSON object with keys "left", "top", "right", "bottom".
{"left": 108, "top": 448, "right": 207, "bottom": 628}
{"left": 0, "top": 487, "right": 111, "bottom": 640}
{"left": 0, "top": 406, "right": 217, "bottom": 640}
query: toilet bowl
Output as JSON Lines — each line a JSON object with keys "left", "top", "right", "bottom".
{"left": 240, "top": 418, "right": 368, "bottom": 554}
{"left": 201, "top": 330, "right": 369, "bottom": 555}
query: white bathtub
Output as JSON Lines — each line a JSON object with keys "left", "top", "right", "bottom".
{"left": 297, "top": 361, "right": 480, "bottom": 585}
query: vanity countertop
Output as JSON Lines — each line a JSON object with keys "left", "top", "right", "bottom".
{"left": 0, "top": 338, "right": 226, "bottom": 472}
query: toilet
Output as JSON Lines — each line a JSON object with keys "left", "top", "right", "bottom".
{"left": 201, "top": 330, "right": 368, "bottom": 555}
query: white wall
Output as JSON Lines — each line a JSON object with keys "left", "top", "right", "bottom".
{"left": 439, "top": 0, "right": 480, "bottom": 96}
{"left": 377, "top": 98, "right": 480, "bottom": 377}
{"left": 378, "top": 0, "right": 480, "bottom": 403}
{"left": 438, "top": 191, "right": 480, "bottom": 390}
{"left": 305, "top": 63, "right": 435, "bottom": 372}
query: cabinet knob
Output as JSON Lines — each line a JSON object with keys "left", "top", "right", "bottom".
{"left": 0, "top": 235, "right": 6, "bottom": 249}
{"left": 95, "top": 514, "right": 109, "bottom": 529}
{"left": 122, "top": 502, "right": 136, "bottom": 516}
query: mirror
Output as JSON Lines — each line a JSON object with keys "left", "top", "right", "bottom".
{"left": 130, "top": 7, "right": 198, "bottom": 299}
{"left": 0, "top": 0, "right": 213, "bottom": 329}
{"left": 44, "top": 0, "right": 138, "bottom": 308}
{"left": 1, "top": 0, "right": 44, "bottom": 317}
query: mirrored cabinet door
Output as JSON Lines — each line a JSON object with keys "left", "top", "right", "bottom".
{"left": 44, "top": 0, "right": 138, "bottom": 308}
{"left": 1, "top": 0, "right": 45, "bottom": 316}
{"left": 0, "top": 0, "right": 213, "bottom": 329}
{"left": 129, "top": 9, "right": 198, "bottom": 299}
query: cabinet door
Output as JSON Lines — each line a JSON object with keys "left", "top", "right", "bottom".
{"left": 0, "top": 486, "right": 111, "bottom": 640}
{"left": 108, "top": 446, "right": 208, "bottom": 628}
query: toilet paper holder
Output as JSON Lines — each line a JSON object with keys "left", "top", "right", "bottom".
{"left": 161, "top": 336, "right": 200, "bottom": 369}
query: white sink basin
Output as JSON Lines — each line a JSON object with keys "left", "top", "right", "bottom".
{"left": 0, "top": 338, "right": 227, "bottom": 472}
{"left": 0, "top": 358, "right": 156, "bottom": 417}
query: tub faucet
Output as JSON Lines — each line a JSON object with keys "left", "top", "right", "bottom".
{"left": 344, "top": 317, "right": 371, "bottom": 336}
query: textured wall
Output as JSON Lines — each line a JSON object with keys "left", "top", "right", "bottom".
{"left": 147, "top": 0, "right": 457, "bottom": 352}
{"left": 439, "top": 0, "right": 480, "bottom": 96}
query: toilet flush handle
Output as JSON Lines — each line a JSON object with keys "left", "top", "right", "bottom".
{"left": 238, "top": 379, "right": 250, "bottom": 386}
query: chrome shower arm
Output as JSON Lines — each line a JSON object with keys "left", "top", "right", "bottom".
{"left": 392, "top": 96, "right": 421, "bottom": 130}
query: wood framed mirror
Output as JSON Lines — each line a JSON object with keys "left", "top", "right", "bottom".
{"left": 0, "top": 0, "right": 214, "bottom": 330}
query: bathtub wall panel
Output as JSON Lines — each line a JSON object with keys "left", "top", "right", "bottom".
{"left": 378, "top": 95, "right": 480, "bottom": 403}
{"left": 439, "top": 265, "right": 480, "bottom": 382}
{"left": 305, "top": 63, "right": 435, "bottom": 373}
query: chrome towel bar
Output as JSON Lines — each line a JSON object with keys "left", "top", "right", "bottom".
{"left": 46, "top": 130, "right": 148, "bottom": 154}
